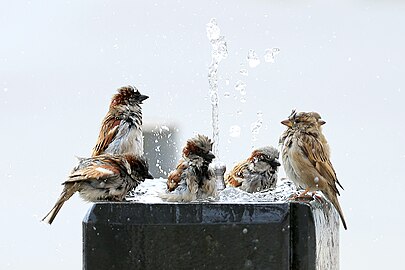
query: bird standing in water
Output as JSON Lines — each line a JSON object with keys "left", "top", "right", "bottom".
{"left": 163, "top": 134, "right": 216, "bottom": 202}
{"left": 226, "top": 146, "right": 280, "bottom": 193}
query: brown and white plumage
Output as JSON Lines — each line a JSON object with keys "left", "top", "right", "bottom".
{"left": 280, "top": 110, "right": 347, "bottom": 230}
{"left": 92, "top": 85, "right": 148, "bottom": 157}
{"left": 162, "top": 134, "right": 216, "bottom": 202}
{"left": 42, "top": 154, "right": 153, "bottom": 224}
{"left": 226, "top": 146, "right": 280, "bottom": 193}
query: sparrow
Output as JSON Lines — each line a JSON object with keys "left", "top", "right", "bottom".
{"left": 279, "top": 110, "right": 347, "bottom": 230}
{"left": 42, "top": 154, "right": 153, "bottom": 224}
{"left": 92, "top": 85, "right": 149, "bottom": 157}
{"left": 162, "top": 134, "right": 216, "bottom": 202}
{"left": 225, "top": 146, "right": 281, "bottom": 193}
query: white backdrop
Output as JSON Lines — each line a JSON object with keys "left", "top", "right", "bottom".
{"left": 1, "top": 1, "right": 404, "bottom": 269}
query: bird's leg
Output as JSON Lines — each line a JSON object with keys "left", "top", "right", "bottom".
{"left": 288, "top": 193, "right": 299, "bottom": 200}
{"left": 298, "top": 188, "right": 311, "bottom": 198}
{"left": 289, "top": 188, "right": 314, "bottom": 201}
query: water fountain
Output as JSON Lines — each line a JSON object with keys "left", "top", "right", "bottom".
{"left": 82, "top": 18, "right": 340, "bottom": 270}
{"left": 206, "top": 18, "right": 227, "bottom": 190}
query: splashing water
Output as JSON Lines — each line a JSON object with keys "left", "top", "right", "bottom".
{"left": 250, "top": 111, "right": 264, "bottom": 146}
{"left": 219, "top": 178, "right": 297, "bottom": 202}
{"left": 247, "top": 49, "right": 261, "bottom": 68}
{"left": 264, "top": 48, "right": 281, "bottom": 63}
{"left": 239, "top": 68, "right": 248, "bottom": 76}
{"left": 312, "top": 200, "right": 340, "bottom": 270}
{"left": 229, "top": 125, "right": 241, "bottom": 138}
{"left": 235, "top": 80, "right": 247, "bottom": 96}
{"left": 129, "top": 178, "right": 298, "bottom": 203}
{"left": 207, "top": 18, "right": 228, "bottom": 157}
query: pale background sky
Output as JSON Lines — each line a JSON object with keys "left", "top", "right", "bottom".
{"left": 1, "top": 0, "right": 404, "bottom": 269}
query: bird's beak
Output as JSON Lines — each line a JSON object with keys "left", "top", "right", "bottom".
{"left": 271, "top": 159, "right": 281, "bottom": 167}
{"left": 146, "top": 172, "right": 154, "bottom": 179}
{"left": 281, "top": 119, "right": 292, "bottom": 127}
{"left": 318, "top": 120, "right": 326, "bottom": 125}
{"left": 139, "top": 94, "right": 149, "bottom": 102}
{"left": 206, "top": 151, "right": 216, "bottom": 161}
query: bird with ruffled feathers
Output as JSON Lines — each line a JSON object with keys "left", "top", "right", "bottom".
{"left": 162, "top": 134, "right": 216, "bottom": 202}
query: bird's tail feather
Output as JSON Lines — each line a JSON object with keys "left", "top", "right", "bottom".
{"left": 42, "top": 186, "right": 76, "bottom": 225}
{"left": 326, "top": 193, "right": 347, "bottom": 230}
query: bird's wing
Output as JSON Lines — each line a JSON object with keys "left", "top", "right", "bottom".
{"left": 167, "top": 160, "right": 187, "bottom": 191}
{"left": 64, "top": 159, "right": 121, "bottom": 184}
{"left": 225, "top": 161, "right": 248, "bottom": 187}
{"left": 91, "top": 116, "right": 121, "bottom": 157}
{"left": 298, "top": 134, "right": 341, "bottom": 194}
{"left": 185, "top": 168, "right": 199, "bottom": 194}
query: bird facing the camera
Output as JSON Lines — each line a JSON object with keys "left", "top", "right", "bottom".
{"left": 226, "top": 146, "right": 281, "bottom": 193}
{"left": 92, "top": 85, "right": 149, "bottom": 157}
{"left": 42, "top": 154, "right": 153, "bottom": 224}
{"left": 163, "top": 134, "right": 216, "bottom": 202}
{"left": 279, "top": 110, "right": 347, "bottom": 230}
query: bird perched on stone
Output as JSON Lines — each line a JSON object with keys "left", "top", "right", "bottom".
{"left": 162, "top": 134, "right": 216, "bottom": 202}
{"left": 92, "top": 85, "right": 149, "bottom": 157}
{"left": 42, "top": 154, "right": 153, "bottom": 224}
{"left": 279, "top": 110, "right": 347, "bottom": 230}
{"left": 225, "top": 146, "right": 281, "bottom": 193}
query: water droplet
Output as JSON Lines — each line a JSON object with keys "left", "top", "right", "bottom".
{"left": 235, "top": 80, "right": 246, "bottom": 95}
{"left": 229, "top": 125, "right": 241, "bottom": 138}
{"left": 251, "top": 112, "right": 263, "bottom": 141}
{"left": 206, "top": 18, "right": 221, "bottom": 41}
{"left": 314, "top": 177, "right": 319, "bottom": 184}
{"left": 247, "top": 49, "right": 260, "bottom": 67}
{"left": 160, "top": 125, "right": 170, "bottom": 132}
{"left": 239, "top": 68, "right": 248, "bottom": 76}
{"left": 264, "top": 48, "right": 280, "bottom": 63}
{"left": 207, "top": 19, "right": 228, "bottom": 62}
